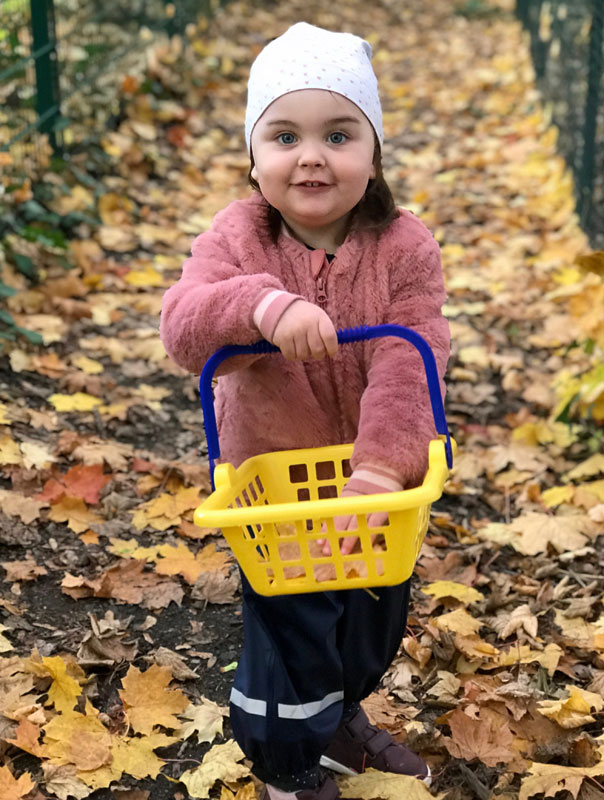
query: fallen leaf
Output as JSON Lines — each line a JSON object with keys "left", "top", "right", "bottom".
{"left": 422, "top": 581, "right": 482, "bottom": 605}
{"left": 1, "top": 559, "right": 47, "bottom": 582}
{"left": 338, "top": 768, "right": 444, "bottom": 799}
{"left": 519, "top": 759, "right": 604, "bottom": 800}
{"left": 0, "top": 765, "right": 35, "bottom": 800}
{"left": 119, "top": 664, "right": 189, "bottom": 735}
{"left": 180, "top": 740, "right": 250, "bottom": 799}
{"left": 443, "top": 707, "right": 518, "bottom": 767}
{"left": 179, "top": 698, "right": 228, "bottom": 744}
{"left": 48, "top": 393, "right": 103, "bottom": 412}
{"left": 49, "top": 496, "right": 104, "bottom": 534}
{"left": 537, "top": 685, "right": 604, "bottom": 728}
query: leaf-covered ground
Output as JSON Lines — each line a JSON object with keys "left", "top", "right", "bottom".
{"left": 1, "top": 0, "right": 604, "bottom": 798}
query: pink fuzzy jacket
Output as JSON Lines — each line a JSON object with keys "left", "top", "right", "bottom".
{"left": 160, "top": 193, "right": 450, "bottom": 487}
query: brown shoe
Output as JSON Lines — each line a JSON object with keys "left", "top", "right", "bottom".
{"left": 320, "top": 707, "right": 431, "bottom": 785}
{"left": 260, "top": 775, "right": 341, "bottom": 800}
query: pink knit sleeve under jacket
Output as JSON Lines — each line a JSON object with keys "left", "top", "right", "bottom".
{"left": 160, "top": 194, "right": 450, "bottom": 485}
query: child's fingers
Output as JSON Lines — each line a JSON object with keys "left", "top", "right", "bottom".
{"left": 306, "top": 326, "right": 327, "bottom": 360}
{"left": 339, "top": 535, "right": 358, "bottom": 555}
{"left": 318, "top": 316, "right": 338, "bottom": 356}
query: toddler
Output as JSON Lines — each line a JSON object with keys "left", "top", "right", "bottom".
{"left": 161, "top": 22, "right": 450, "bottom": 800}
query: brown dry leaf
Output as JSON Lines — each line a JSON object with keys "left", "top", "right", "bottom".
{"left": 338, "top": 768, "right": 445, "bottom": 799}
{"left": 41, "top": 763, "right": 91, "bottom": 800}
{"left": 152, "top": 646, "right": 198, "bottom": 680}
{"left": 426, "top": 671, "right": 461, "bottom": 705}
{"left": 477, "top": 512, "right": 597, "bottom": 555}
{"left": 443, "top": 707, "right": 518, "bottom": 767}
{"left": 179, "top": 698, "right": 228, "bottom": 744}
{"left": 119, "top": 664, "right": 189, "bottom": 734}
{"left": 1, "top": 559, "right": 47, "bottom": 582}
{"left": 180, "top": 740, "right": 250, "bottom": 799}
{"left": 72, "top": 438, "right": 133, "bottom": 470}
{"left": 48, "top": 496, "right": 104, "bottom": 534}
{"left": 62, "top": 560, "right": 184, "bottom": 610}
{"left": 492, "top": 604, "right": 539, "bottom": 639}
{"left": 191, "top": 570, "right": 240, "bottom": 604}
{"left": 0, "top": 489, "right": 46, "bottom": 524}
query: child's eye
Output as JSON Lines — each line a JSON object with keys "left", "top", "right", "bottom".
{"left": 328, "top": 132, "right": 348, "bottom": 144}
{"left": 276, "top": 132, "right": 296, "bottom": 145}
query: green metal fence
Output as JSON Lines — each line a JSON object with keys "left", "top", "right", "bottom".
{"left": 0, "top": 0, "right": 222, "bottom": 167}
{"left": 516, "top": 0, "right": 604, "bottom": 247}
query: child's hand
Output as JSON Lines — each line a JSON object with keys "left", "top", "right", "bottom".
{"left": 318, "top": 465, "right": 404, "bottom": 556}
{"left": 271, "top": 300, "right": 338, "bottom": 361}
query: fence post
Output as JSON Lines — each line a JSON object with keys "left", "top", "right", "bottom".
{"left": 579, "top": 0, "right": 604, "bottom": 227}
{"left": 30, "top": 0, "right": 61, "bottom": 152}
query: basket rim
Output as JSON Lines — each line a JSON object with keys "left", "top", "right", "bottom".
{"left": 194, "top": 437, "right": 454, "bottom": 529}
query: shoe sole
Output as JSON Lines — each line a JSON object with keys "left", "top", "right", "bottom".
{"left": 319, "top": 755, "right": 432, "bottom": 786}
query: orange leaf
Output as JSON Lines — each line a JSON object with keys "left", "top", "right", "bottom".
{"left": 7, "top": 719, "right": 43, "bottom": 757}
{"left": 48, "top": 496, "right": 104, "bottom": 534}
{"left": 0, "top": 765, "right": 35, "bottom": 799}
{"left": 63, "top": 464, "right": 112, "bottom": 504}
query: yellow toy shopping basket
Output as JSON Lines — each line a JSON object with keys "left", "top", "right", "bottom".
{"left": 194, "top": 324, "right": 454, "bottom": 596}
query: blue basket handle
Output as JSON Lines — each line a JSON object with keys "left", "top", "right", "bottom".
{"left": 199, "top": 324, "right": 453, "bottom": 487}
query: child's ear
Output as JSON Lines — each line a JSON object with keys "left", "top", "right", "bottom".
{"left": 369, "top": 164, "right": 376, "bottom": 180}
{"left": 251, "top": 165, "right": 259, "bottom": 181}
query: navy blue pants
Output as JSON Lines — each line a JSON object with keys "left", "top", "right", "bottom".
{"left": 230, "top": 573, "right": 411, "bottom": 791}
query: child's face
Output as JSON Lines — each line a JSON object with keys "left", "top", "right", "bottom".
{"left": 250, "top": 90, "right": 376, "bottom": 238}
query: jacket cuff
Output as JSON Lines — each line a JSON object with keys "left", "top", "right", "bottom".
{"left": 343, "top": 463, "right": 405, "bottom": 495}
{"left": 252, "top": 289, "right": 303, "bottom": 341}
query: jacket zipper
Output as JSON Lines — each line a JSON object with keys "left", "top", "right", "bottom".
{"left": 313, "top": 257, "right": 345, "bottom": 442}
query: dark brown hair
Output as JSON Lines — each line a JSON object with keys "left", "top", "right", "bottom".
{"left": 248, "top": 138, "right": 399, "bottom": 243}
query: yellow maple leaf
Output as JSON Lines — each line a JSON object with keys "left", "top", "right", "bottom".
{"left": 564, "top": 454, "right": 604, "bottom": 482}
{"left": 154, "top": 542, "right": 232, "bottom": 584}
{"left": 42, "top": 702, "right": 112, "bottom": 770}
{"left": 180, "top": 739, "right": 250, "bottom": 799}
{"left": 537, "top": 685, "right": 604, "bottom": 729}
{"left": 541, "top": 485, "right": 575, "bottom": 508}
{"left": 26, "top": 655, "right": 84, "bottom": 713}
{"left": 71, "top": 355, "right": 104, "bottom": 375}
{"left": 49, "top": 496, "right": 104, "bottom": 534}
{"left": 339, "top": 768, "right": 445, "bottom": 799}
{"left": 432, "top": 608, "right": 482, "bottom": 637}
{"left": 486, "top": 643, "right": 562, "bottom": 676}
{"left": 119, "top": 664, "right": 189, "bottom": 735}
{"left": 422, "top": 581, "right": 482, "bottom": 605}
{"left": 48, "top": 392, "right": 103, "bottom": 412}
{"left": 109, "top": 732, "right": 176, "bottom": 780}
{"left": 0, "top": 765, "right": 35, "bottom": 800}
{"left": 0, "top": 434, "right": 22, "bottom": 465}
{"left": 519, "top": 759, "right": 604, "bottom": 800}
{"left": 124, "top": 264, "right": 165, "bottom": 287}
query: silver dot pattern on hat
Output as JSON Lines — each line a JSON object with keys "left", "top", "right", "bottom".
{"left": 245, "top": 22, "right": 383, "bottom": 152}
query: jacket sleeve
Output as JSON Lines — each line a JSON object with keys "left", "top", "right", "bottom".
{"left": 159, "top": 221, "right": 287, "bottom": 375}
{"left": 351, "top": 236, "right": 450, "bottom": 487}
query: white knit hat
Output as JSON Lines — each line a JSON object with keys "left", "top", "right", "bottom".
{"left": 245, "top": 22, "right": 383, "bottom": 153}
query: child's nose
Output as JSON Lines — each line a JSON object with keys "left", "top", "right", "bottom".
{"left": 297, "top": 144, "right": 326, "bottom": 167}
